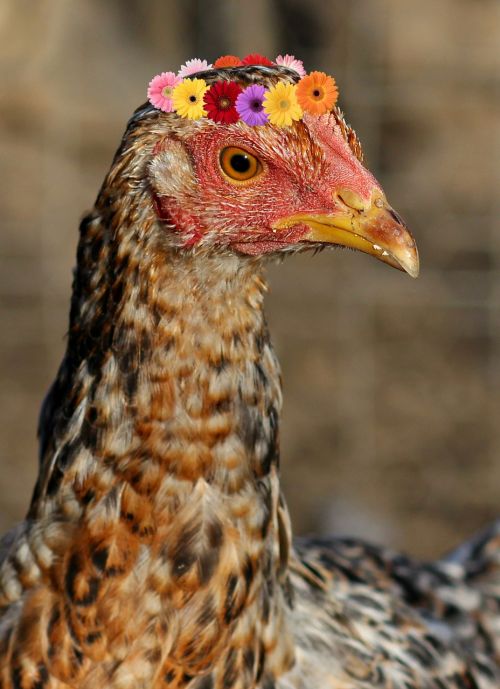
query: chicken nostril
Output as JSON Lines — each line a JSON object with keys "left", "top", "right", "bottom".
{"left": 388, "top": 207, "right": 407, "bottom": 227}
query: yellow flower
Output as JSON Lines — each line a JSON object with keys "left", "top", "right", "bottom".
{"left": 172, "top": 78, "right": 208, "bottom": 119}
{"left": 263, "top": 82, "right": 302, "bottom": 127}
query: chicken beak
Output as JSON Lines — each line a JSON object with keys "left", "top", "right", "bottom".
{"left": 273, "top": 189, "right": 419, "bottom": 278}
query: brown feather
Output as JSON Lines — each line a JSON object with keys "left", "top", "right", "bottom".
{"left": 0, "top": 65, "right": 497, "bottom": 689}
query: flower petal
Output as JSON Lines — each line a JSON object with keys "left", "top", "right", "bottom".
{"left": 178, "top": 59, "right": 213, "bottom": 78}
{"left": 236, "top": 85, "right": 269, "bottom": 126}
{"left": 214, "top": 55, "right": 243, "bottom": 68}
{"left": 296, "top": 71, "right": 338, "bottom": 115}
{"left": 172, "top": 78, "right": 209, "bottom": 119}
{"left": 241, "top": 53, "right": 274, "bottom": 67}
{"left": 262, "top": 82, "right": 302, "bottom": 127}
{"left": 275, "top": 54, "right": 306, "bottom": 77}
{"left": 204, "top": 81, "right": 242, "bottom": 124}
{"left": 147, "top": 72, "right": 182, "bottom": 112}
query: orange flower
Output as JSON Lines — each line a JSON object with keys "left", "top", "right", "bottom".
{"left": 296, "top": 71, "right": 338, "bottom": 115}
{"left": 214, "top": 55, "right": 243, "bottom": 68}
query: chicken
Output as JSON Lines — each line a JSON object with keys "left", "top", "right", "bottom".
{"left": 0, "top": 61, "right": 498, "bottom": 689}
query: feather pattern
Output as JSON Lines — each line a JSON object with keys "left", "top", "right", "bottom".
{"left": 0, "top": 65, "right": 497, "bottom": 688}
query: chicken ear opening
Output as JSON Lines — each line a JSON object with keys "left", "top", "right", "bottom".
{"left": 149, "top": 138, "right": 197, "bottom": 199}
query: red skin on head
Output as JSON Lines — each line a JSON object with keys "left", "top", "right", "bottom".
{"left": 152, "top": 113, "right": 380, "bottom": 255}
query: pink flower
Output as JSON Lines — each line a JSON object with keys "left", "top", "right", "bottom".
{"left": 178, "top": 58, "right": 213, "bottom": 78}
{"left": 147, "top": 71, "right": 182, "bottom": 112}
{"left": 275, "top": 54, "right": 306, "bottom": 77}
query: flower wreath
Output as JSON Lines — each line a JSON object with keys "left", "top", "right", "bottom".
{"left": 147, "top": 53, "right": 339, "bottom": 128}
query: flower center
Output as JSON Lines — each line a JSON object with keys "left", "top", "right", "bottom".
{"left": 279, "top": 99, "right": 290, "bottom": 110}
{"left": 162, "top": 86, "right": 173, "bottom": 98}
{"left": 218, "top": 96, "right": 232, "bottom": 110}
{"left": 312, "top": 88, "right": 323, "bottom": 100}
{"left": 189, "top": 95, "right": 197, "bottom": 103}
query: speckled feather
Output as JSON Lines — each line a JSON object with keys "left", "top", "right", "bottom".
{"left": 0, "top": 66, "right": 498, "bottom": 688}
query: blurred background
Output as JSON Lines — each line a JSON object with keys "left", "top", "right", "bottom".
{"left": 0, "top": 0, "right": 498, "bottom": 558}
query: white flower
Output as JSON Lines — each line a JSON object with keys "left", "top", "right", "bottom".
{"left": 178, "top": 58, "right": 213, "bottom": 78}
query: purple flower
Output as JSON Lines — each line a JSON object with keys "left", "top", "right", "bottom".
{"left": 235, "top": 85, "right": 269, "bottom": 126}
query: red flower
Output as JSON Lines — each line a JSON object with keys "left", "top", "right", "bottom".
{"left": 204, "top": 81, "right": 242, "bottom": 124}
{"left": 214, "top": 55, "right": 243, "bottom": 68}
{"left": 241, "top": 53, "right": 273, "bottom": 67}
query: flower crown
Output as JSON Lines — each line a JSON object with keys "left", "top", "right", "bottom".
{"left": 147, "top": 53, "right": 339, "bottom": 128}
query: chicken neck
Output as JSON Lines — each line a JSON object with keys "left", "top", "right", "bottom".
{"left": 4, "top": 206, "right": 295, "bottom": 687}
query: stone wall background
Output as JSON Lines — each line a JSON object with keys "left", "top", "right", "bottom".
{"left": 0, "top": 0, "right": 498, "bottom": 557}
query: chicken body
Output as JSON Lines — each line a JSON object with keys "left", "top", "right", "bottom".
{"left": 0, "top": 65, "right": 498, "bottom": 688}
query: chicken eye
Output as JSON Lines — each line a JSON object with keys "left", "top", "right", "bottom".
{"left": 219, "top": 147, "right": 262, "bottom": 182}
